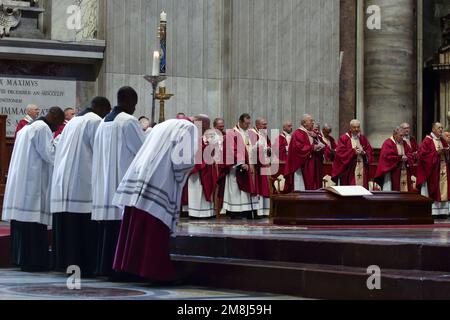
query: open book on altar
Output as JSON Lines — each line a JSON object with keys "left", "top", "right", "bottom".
{"left": 325, "top": 186, "right": 373, "bottom": 197}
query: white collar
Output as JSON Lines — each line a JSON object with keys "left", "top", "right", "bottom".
{"left": 431, "top": 133, "right": 441, "bottom": 140}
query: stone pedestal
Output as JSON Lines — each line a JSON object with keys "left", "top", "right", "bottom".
{"left": 364, "top": 0, "right": 416, "bottom": 147}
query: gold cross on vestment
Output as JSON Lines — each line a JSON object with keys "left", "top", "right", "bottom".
{"left": 441, "top": 171, "right": 447, "bottom": 178}
{"left": 357, "top": 173, "right": 363, "bottom": 179}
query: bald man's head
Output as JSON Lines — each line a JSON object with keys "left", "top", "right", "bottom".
{"left": 255, "top": 118, "right": 268, "bottom": 130}
{"left": 193, "top": 114, "right": 211, "bottom": 134}
{"left": 26, "top": 104, "right": 40, "bottom": 120}
{"left": 283, "top": 121, "right": 293, "bottom": 134}
{"left": 432, "top": 122, "right": 444, "bottom": 138}
{"left": 301, "top": 114, "right": 314, "bottom": 131}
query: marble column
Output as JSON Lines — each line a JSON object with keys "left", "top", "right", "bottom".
{"left": 364, "top": 0, "right": 416, "bottom": 147}
{"left": 339, "top": 0, "right": 357, "bottom": 135}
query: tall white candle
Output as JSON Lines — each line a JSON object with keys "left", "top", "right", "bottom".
{"left": 160, "top": 80, "right": 166, "bottom": 88}
{"left": 152, "top": 51, "right": 160, "bottom": 76}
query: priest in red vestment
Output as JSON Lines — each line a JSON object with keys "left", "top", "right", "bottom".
{"left": 322, "top": 124, "right": 337, "bottom": 162}
{"left": 14, "top": 104, "right": 40, "bottom": 140}
{"left": 400, "top": 123, "right": 419, "bottom": 159}
{"left": 219, "top": 113, "right": 259, "bottom": 219}
{"left": 374, "top": 127, "right": 414, "bottom": 192}
{"left": 284, "top": 114, "right": 325, "bottom": 192}
{"left": 187, "top": 123, "right": 219, "bottom": 219}
{"left": 332, "top": 119, "right": 374, "bottom": 189}
{"left": 272, "top": 122, "right": 293, "bottom": 192}
{"left": 417, "top": 122, "right": 450, "bottom": 219}
{"left": 251, "top": 118, "right": 272, "bottom": 217}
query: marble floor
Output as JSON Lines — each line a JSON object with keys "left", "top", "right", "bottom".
{"left": 177, "top": 218, "right": 450, "bottom": 245}
{"left": 0, "top": 269, "right": 303, "bottom": 300}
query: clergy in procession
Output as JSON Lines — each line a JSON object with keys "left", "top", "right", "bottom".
{"left": 251, "top": 118, "right": 272, "bottom": 217}
{"left": 220, "top": 113, "right": 259, "bottom": 219}
{"left": 322, "top": 124, "right": 337, "bottom": 162}
{"left": 91, "top": 87, "right": 145, "bottom": 276}
{"left": 400, "top": 123, "right": 419, "bottom": 159}
{"left": 14, "top": 104, "right": 40, "bottom": 140}
{"left": 54, "top": 107, "right": 76, "bottom": 138}
{"left": 417, "top": 122, "right": 450, "bottom": 219}
{"left": 272, "top": 121, "right": 293, "bottom": 192}
{"left": 50, "top": 97, "right": 112, "bottom": 275}
{"left": 332, "top": 119, "right": 373, "bottom": 189}
{"left": 3, "top": 107, "right": 65, "bottom": 272}
{"left": 186, "top": 115, "right": 218, "bottom": 219}
{"left": 284, "top": 114, "right": 325, "bottom": 192}
{"left": 112, "top": 117, "right": 199, "bottom": 282}
{"left": 374, "top": 127, "right": 414, "bottom": 192}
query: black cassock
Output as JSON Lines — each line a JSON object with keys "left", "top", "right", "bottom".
{"left": 11, "top": 220, "right": 49, "bottom": 272}
{"left": 52, "top": 212, "right": 98, "bottom": 276}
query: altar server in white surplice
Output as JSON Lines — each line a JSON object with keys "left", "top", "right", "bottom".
{"left": 113, "top": 117, "right": 199, "bottom": 282}
{"left": 51, "top": 97, "right": 111, "bottom": 276}
{"left": 91, "top": 87, "right": 145, "bottom": 277}
{"left": 3, "top": 107, "right": 64, "bottom": 272}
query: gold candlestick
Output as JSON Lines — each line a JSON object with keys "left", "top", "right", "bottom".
{"left": 155, "top": 86, "right": 174, "bottom": 123}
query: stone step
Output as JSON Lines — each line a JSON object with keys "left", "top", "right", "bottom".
{"left": 172, "top": 234, "right": 450, "bottom": 273}
{"left": 172, "top": 254, "right": 450, "bottom": 300}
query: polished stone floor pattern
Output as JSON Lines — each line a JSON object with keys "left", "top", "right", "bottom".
{"left": 0, "top": 269, "right": 301, "bottom": 300}
{"left": 177, "top": 218, "right": 450, "bottom": 245}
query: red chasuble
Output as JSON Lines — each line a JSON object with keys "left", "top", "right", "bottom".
{"left": 14, "top": 119, "right": 31, "bottom": 140}
{"left": 374, "top": 138, "right": 414, "bottom": 192}
{"left": 218, "top": 126, "right": 258, "bottom": 196}
{"left": 405, "top": 137, "right": 419, "bottom": 155}
{"left": 191, "top": 140, "right": 218, "bottom": 203}
{"left": 251, "top": 128, "right": 272, "bottom": 198}
{"left": 416, "top": 136, "right": 450, "bottom": 202}
{"left": 332, "top": 132, "right": 373, "bottom": 189}
{"left": 284, "top": 128, "right": 324, "bottom": 192}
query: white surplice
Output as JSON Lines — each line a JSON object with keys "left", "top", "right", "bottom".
{"left": 3, "top": 120, "right": 55, "bottom": 226}
{"left": 91, "top": 112, "right": 145, "bottom": 221}
{"left": 187, "top": 172, "right": 215, "bottom": 218}
{"left": 50, "top": 112, "right": 102, "bottom": 214}
{"left": 113, "top": 119, "right": 198, "bottom": 232}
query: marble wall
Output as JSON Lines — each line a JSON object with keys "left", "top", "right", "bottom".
{"left": 51, "top": 0, "right": 98, "bottom": 41}
{"left": 98, "top": 0, "right": 341, "bottom": 132}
